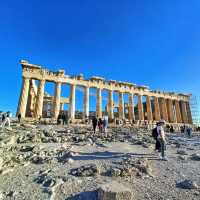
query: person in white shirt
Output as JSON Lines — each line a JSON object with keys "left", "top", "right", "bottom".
{"left": 1, "top": 113, "right": 11, "bottom": 129}
{"left": 157, "top": 119, "right": 167, "bottom": 161}
{"left": 103, "top": 115, "right": 109, "bottom": 133}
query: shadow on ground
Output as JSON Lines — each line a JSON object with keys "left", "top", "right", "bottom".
{"left": 73, "top": 151, "right": 159, "bottom": 161}
{"left": 66, "top": 190, "right": 97, "bottom": 200}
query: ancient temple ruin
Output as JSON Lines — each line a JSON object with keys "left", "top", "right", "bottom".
{"left": 17, "top": 60, "right": 193, "bottom": 125}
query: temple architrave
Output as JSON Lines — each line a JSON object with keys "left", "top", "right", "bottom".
{"left": 16, "top": 60, "right": 193, "bottom": 125}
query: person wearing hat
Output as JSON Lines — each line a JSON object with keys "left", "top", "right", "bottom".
{"left": 157, "top": 119, "right": 167, "bottom": 161}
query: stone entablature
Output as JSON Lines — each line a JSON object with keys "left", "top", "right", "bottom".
{"left": 17, "top": 60, "right": 193, "bottom": 124}
{"left": 21, "top": 60, "right": 189, "bottom": 101}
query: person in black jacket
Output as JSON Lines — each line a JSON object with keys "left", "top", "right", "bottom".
{"left": 92, "top": 116, "right": 98, "bottom": 134}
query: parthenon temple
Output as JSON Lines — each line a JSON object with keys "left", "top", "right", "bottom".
{"left": 17, "top": 60, "right": 193, "bottom": 125}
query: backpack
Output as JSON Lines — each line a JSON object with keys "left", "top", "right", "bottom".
{"left": 152, "top": 127, "right": 158, "bottom": 140}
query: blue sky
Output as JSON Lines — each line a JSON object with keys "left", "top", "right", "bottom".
{"left": 0, "top": 0, "right": 200, "bottom": 114}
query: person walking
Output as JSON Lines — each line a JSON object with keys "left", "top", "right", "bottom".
{"left": 92, "top": 116, "right": 98, "bottom": 134}
{"left": 157, "top": 119, "right": 167, "bottom": 161}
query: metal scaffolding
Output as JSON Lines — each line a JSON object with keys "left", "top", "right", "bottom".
{"left": 190, "top": 95, "right": 200, "bottom": 126}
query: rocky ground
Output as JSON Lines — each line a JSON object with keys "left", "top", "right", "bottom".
{"left": 0, "top": 121, "right": 200, "bottom": 200}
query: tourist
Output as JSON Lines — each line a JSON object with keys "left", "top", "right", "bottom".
{"left": 1, "top": 113, "right": 5, "bottom": 122}
{"left": 64, "top": 112, "right": 69, "bottom": 125}
{"left": 98, "top": 118, "right": 103, "bottom": 133}
{"left": 187, "top": 127, "right": 192, "bottom": 137}
{"left": 152, "top": 123, "right": 161, "bottom": 152}
{"left": 157, "top": 119, "right": 167, "bottom": 161}
{"left": 92, "top": 116, "right": 98, "bottom": 134}
{"left": 103, "top": 115, "right": 109, "bottom": 133}
{"left": 1, "top": 113, "right": 11, "bottom": 129}
{"left": 61, "top": 112, "right": 66, "bottom": 125}
{"left": 57, "top": 113, "right": 62, "bottom": 125}
{"left": 170, "top": 125, "right": 174, "bottom": 133}
{"left": 18, "top": 113, "right": 21, "bottom": 123}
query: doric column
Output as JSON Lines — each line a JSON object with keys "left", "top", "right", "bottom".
{"left": 175, "top": 100, "right": 182, "bottom": 123}
{"left": 53, "top": 82, "right": 61, "bottom": 119}
{"left": 96, "top": 88, "right": 102, "bottom": 118}
{"left": 166, "top": 99, "right": 174, "bottom": 123}
{"left": 138, "top": 94, "right": 144, "bottom": 121}
{"left": 35, "top": 79, "right": 46, "bottom": 118}
{"left": 154, "top": 96, "right": 161, "bottom": 121}
{"left": 160, "top": 98, "right": 168, "bottom": 122}
{"left": 186, "top": 102, "right": 193, "bottom": 124}
{"left": 108, "top": 90, "right": 114, "bottom": 120}
{"left": 119, "top": 92, "right": 125, "bottom": 119}
{"left": 180, "top": 101, "right": 188, "bottom": 123}
{"left": 83, "top": 87, "right": 89, "bottom": 118}
{"left": 69, "top": 84, "right": 76, "bottom": 120}
{"left": 60, "top": 103, "right": 64, "bottom": 111}
{"left": 29, "top": 88, "right": 35, "bottom": 113}
{"left": 17, "top": 77, "right": 30, "bottom": 118}
{"left": 128, "top": 93, "right": 135, "bottom": 121}
{"left": 146, "top": 96, "right": 153, "bottom": 121}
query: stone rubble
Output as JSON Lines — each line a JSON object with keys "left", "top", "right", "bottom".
{"left": 0, "top": 123, "right": 200, "bottom": 200}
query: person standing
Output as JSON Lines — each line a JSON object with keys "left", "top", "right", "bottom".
{"left": 18, "top": 113, "right": 21, "bottom": 123}
{"left": 98, "top": 118, "right": 103, "bottom": 133}
{"left": 157, "top": 119, "right": 167, "bottom": 161}
{"left": 65, "top": 112, "right": 69, "bottom": 125}
{"left": 57, "top": 113, "right": 62, "bottom": 125}
{"left": 1, "top": 113, "right": 5, "bottom": 122}
{"left": 1, "top": 113, "right": 11, "bottom": 129}
{"left": 61, "top": 112, "right": 66, "bottom": 125}
{"left": 187, "top": 127, "right": 192, "bottom": 137}
{"left": 103, "top": 115, "right": 109, "bottom": 133}
{"left": 92, "top": 116, "right": 98, "bottom": 134}
{"left": 152, "top": 123, "right": 161, "bottom": 152}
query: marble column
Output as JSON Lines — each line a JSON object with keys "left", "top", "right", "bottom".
{"left": 17, "top": 77, "right": 30, "bottom": 118}
{"left": 146, "top": 96, "right": 153, "bottom": 121}
{"left": 138, "top": 94, "right": 144, "bottom": 121}
{"left": 186, "top": 102, "right": 193, "bottom": 124}
{"left": 180, "top": 101, "right": 188, "bottom": 123}
{"left": 69, "top": 84, "right": 76, "bottom": 120}
{"left": 53, "top": 82, "right": 61, "bottom": 119}
{"left": 83, "top": 87, "right": 89, "bottom": 118}
{"left": 175, "top": 100, "right": 182, "bottom": 123}
{"left": 29, "top": 88, "right": 35, "bottom": 113}
{"left": 108, "top": 90, "right": 114, "bottom": 120}
{"left": 128, "top": 93, "right": 135, "bottom": 121}
{"left": 60, "top": 103, "right": 64, "bottom": 111}
{"left": 35, "top": 79, "right": 46, "bottom": 118}
{"left": 160, "top": 98, "right": 168, "bottom": 122}
{"left": 166, "top": 99, "right": 174, "bottom": 123}
{"left": 119, "top": 92, "right": 125, "bottom": 119}
{"left": 154, "top": 96, "right": 161, "bottom": 121}
{"left": 96, "top": 88, "right": 102, "bottom": 118}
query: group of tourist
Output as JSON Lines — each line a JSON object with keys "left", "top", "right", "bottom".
{"left": 92, "top": 115, "right": 109, "bottom": 134}
{"left": 1, "top": 109, "right": 198, "bottom": 163}
{"left": 57, "top": 112, "right": 69, "bottom": 125}
{"left": 180, "top": 125, "right": 193, "bottom": 137}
